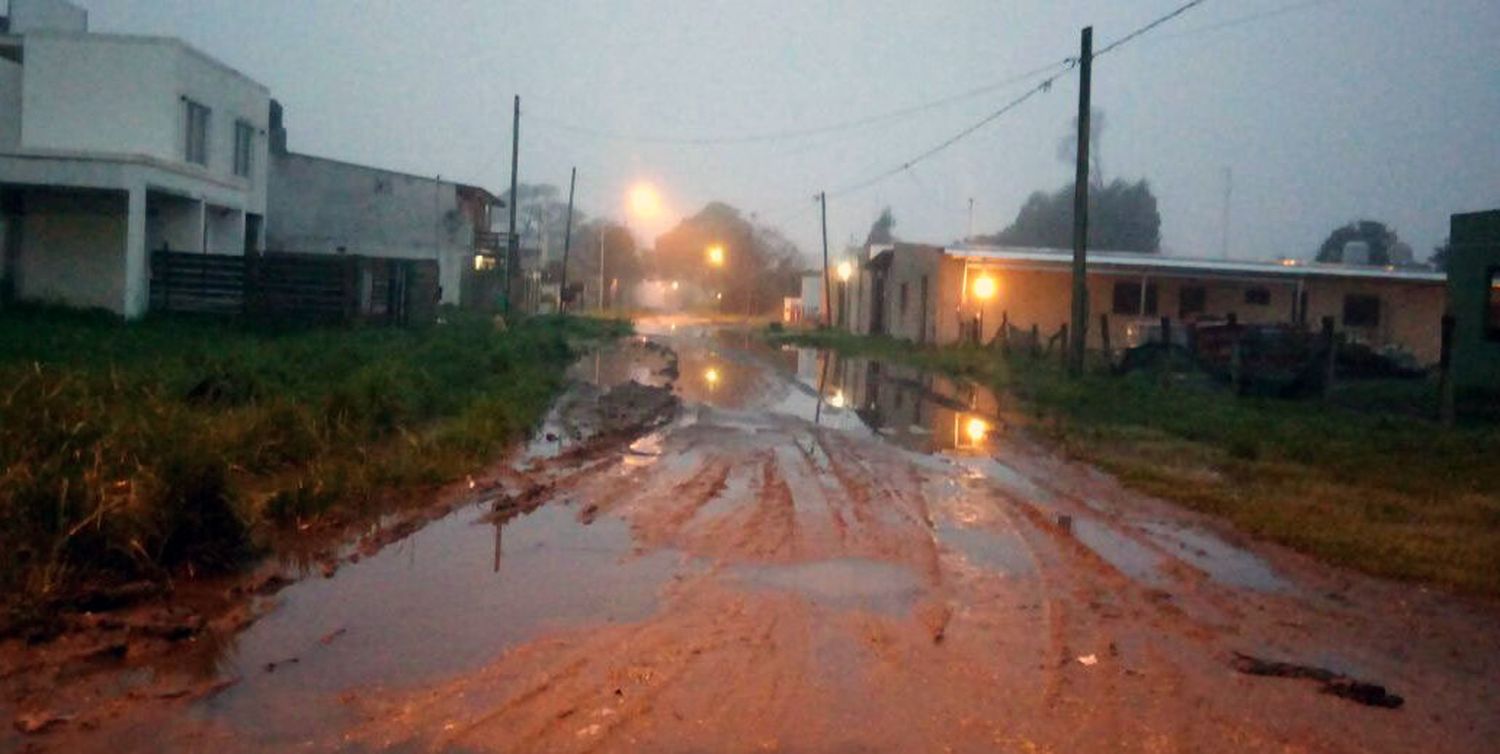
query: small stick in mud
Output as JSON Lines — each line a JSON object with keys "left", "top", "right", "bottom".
{"left": 1231, "top": 652, "right": 1404, "bottom": 709}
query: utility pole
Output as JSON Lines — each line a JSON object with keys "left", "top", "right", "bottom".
{"left": 1067, "top": 27, "right": 1093, "bottom": 376}
{"left": 504, "top": 95, "right": 520, "bottom": 318}
{"left": 967, "top": 197, "right": 975, "bottom": 241}
{"left": 819, "top": 192, "right": 831, "bottom": 328}
{"left": 1220, "top": 166, "right": 1233, "bottom": 259}
{"left": 747, "top": 213, "right": 758, "bottom": 325}
{"left": 598, "top": 232, "right": 605, "bottom": 311}
{"left": 560, "top": 166, "right": 576, "bottom": 314}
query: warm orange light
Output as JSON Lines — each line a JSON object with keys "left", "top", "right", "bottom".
{"left": 836, "top": 261, "right": 853, "bottom": 282}
{"left": 670, "top": 280, "right": 680, "bottom": 291}
{"left": 965, "top": 417, "right": 990, "bottom": 444}
{"left": 628, "top": 182, "right": 662, "bottom": 220}
{"left": 973, "top": 275, "right": 997, "bottom": 301}
{"left": 828, "top": 389, "right": 846, "bottom": 408}
{"left": 704, "top": 367, "right": 720, "bottom": 387}
{"left": 706, "top": 244, "right": 726, "bottom": 267}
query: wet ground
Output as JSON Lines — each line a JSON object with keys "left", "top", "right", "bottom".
{"left": 8, "top": 316, "right": 1500, "bottom": 753}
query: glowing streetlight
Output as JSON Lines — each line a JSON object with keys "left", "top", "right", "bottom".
{"left": 706, "top": 244, "right": 726, "bottom": 267}
{"left": 670, "top": 280, "right": 680, "bottom": 291}
{"left": 972, "top": 274, "right": 997, "bottom": 343}
{"left": 628, "top": 182, "right": 662, "bottom": 221}
{"left": 704, "top": 367, "right": 720, "bottom": 390}
{"left": 836, "top": 261, "right": 853, "bottom": 282}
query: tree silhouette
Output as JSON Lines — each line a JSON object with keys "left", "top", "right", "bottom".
{"left": 976, "top": 179, "right": 1161, "bottom": 253}
{"left": 865, "top": 207, "right": 897, "bottom": 245}
{"left": 1316, "top": 220, "right": 1400, "bottom": 265}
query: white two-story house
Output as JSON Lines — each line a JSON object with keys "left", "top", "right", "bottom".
{"left": 0, "top": 0, "right": 269, "bottom": 318}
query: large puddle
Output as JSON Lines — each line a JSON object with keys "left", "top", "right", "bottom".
{"left": 178, "top": 500, "right": 681, "bottom": 745}
{"left": 155, "top": 321, "right": 1290, "bottom": 746}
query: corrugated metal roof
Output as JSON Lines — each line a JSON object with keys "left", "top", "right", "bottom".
{"left": 945, "top": 244, "right": 1446, "bottom": 284}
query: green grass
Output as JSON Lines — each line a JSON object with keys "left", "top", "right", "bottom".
{"left": 773, "top": 328, "right": 1500, "bottom": 596}
{"left": 0, "top": 305, "right": 629, "bottom": 614}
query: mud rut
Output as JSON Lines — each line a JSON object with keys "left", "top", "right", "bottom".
{"left": 26, "top": 321, "right": 1500, "bottom": 753}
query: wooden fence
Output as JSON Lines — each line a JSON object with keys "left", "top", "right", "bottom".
{"left": 150, "top": 251, "right": 439, "bottom": 325}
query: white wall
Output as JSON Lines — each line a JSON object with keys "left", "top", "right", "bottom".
{"left": 20, "top": 35, "right": 175, "bottom": 159}
{"left": 173, "top": 43, "right": 269, "bottom": 212}
{"left": 16, "top": 34, "right": 269, "bottom": 213}
{"left": 268, "top": 153, "right": 473, "bottom": 304}
{"left": 16, "top": 189, "right": 127, "bottom": 312}
{"left": 0, "top": 58, "right": 21, "bottom": 151}
{"left": 205, "top": 204, "right": 241, "bottom": 254}
{"left": 8, "top": 0, "right": 87, "bottom": 33}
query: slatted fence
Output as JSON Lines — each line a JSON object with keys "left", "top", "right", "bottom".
{"left": 149, "top": 251, "right": 438, "bottom": 325}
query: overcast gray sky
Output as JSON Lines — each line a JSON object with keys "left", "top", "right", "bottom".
{"left": 72, "top": 0, "right": 1500, "bottom": 263}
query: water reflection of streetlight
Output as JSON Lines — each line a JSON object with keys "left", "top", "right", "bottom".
{"left": 965, "top": 416, "right": 990, "bottom": 444}
{"left": 835, "top": 261, "right": 854, "bottom": 328}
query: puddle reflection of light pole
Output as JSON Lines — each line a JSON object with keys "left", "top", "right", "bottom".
{"left": 493, "top": 522, "right": 503, "bottom": 573}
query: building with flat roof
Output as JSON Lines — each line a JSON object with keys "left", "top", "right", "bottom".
{"left": 0, "top": 0, "right": 270, "bottom": 317}
{"left": 265, "top": 101, "right": 503, "bottom": 307}
{"left": 835, "top": 242, "right": 1448, "bottom": 364}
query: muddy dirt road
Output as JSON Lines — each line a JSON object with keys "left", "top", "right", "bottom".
{"left": 12, "top": 318, "right": 1499, "bottom": 753}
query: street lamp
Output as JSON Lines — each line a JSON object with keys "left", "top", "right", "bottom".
{"left": 706, "top": 244, "right": 726, "bottom": 268}
{"left": 973, "top": 274, "right": 997, "bottom": 343}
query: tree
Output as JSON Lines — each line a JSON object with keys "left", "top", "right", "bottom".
{"left": 865, "top": 207, "right": 897, "bottom": 245}
{"left": 501, "top": 183, "right": 580, "bottom": 266}
{"left": 1316, "top": 220, "right": 1402, "bottom": 265}
{"left": 1430, "top": 238, "right": 1452, "bottom": 272}
{"left": 651, "top": 202, "right": 804, "bottom": 314}
{"left": 1055, "top": 108, "right": 1105, "bottom": 188}
{"left": 560, "top": 218, "right": 640, "bottom": 307}
{"left": 976, "top": 179, "right": 1161, "bottom": 253}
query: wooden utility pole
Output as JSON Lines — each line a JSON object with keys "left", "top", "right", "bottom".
{"left": 504, "top": 95, "right": 521, "bottom": 318}
{"left": 819, "top": 192, "right": 831, "bottom": 328}
{"left": 1067, "top": 27, "right": 1093, "bottom": 375}
{"left": 559, "top": 166, "right": 576, "bottom": 314}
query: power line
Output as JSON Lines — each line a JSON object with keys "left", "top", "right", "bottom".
{"left": 823, "top": 0, "right": 1214, "bottom": 203}
{"left": 526, "top": 57, "right": 1075, "bottom": 147}
{"left": 829, "top": 68, "right": 1072, "bottom": 199}
{"left": 1153, "top": 0, "right": 1337, "bottom": 44}
{"left": 1095, "top": 0, "right": 1211, "bottom": 58}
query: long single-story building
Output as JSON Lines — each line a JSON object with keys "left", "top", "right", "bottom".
{"left": 832, "top": 243, "right": 1449, "bottom": 364}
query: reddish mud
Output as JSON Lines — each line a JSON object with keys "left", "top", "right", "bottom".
{"left": 5, "top": 317, "right": 1498, "bottom": 753}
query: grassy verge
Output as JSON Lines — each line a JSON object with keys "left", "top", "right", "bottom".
{"left": 773, "top": 328, "right": 1500, "bottom": 596}
{"left": 0, "top": 306, "right": 628, "bottom": 615}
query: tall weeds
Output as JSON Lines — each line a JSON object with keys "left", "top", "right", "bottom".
{"left": 0, "top": 307, "right": 627, "bottom": 613}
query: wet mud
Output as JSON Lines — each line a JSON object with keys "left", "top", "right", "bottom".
{"left": 5, "top": 318, "right": 1499, "bottom": 753}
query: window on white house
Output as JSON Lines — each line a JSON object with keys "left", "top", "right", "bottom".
{"left": 184, "top": 100, "right": 211, "bottom": 166}
{"left": 233, "top": 120, "right": 254, "bottom": 178}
